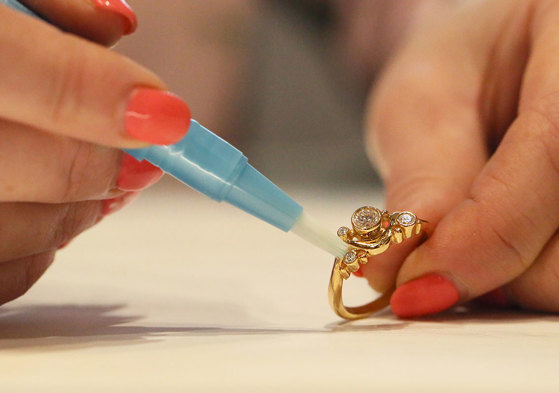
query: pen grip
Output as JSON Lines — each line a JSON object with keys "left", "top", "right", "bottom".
{"left": 125, "top": 120, "right": 248, "bottom": 202}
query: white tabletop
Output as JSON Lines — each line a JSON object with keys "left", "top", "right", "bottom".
{"left": 1, "top": 181, "right": 558, "bottom": 392}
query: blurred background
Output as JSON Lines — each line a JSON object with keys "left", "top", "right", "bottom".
{"left": 116, "top": 0, "right": 425, "bottom": 189}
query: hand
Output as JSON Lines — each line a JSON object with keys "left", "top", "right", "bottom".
{"left": 363, "top": 0, "right": 559, "bottom": 317}
{"left": 0, "top": 1, "right": 190, "bottom": 304}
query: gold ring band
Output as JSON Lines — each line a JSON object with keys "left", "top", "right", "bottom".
{"left": 328, "top": 206, "right": 426, "bottom": 320}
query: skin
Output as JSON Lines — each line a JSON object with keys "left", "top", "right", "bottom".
{"left": 0, "top": 0, "right": 166, "bottom": 304}
{"left": 363, "top": 0, "right": 559, "bottom": 312}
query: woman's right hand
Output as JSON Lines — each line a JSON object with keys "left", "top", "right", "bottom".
{"left": 0, "top": 0, "right": 191, "bottom": 304}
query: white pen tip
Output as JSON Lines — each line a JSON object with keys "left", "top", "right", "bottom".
{"left": 290, "top": 211, "right": 347, "bottom": 258}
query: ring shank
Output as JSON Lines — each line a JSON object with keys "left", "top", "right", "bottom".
{"left": 328, "top": 259, "right": 394, "bottom": 320}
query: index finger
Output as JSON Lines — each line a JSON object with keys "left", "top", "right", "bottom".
{"left": 362, "top": 8, "right": 489, "bottom": 292}
{"left": 0, "top": 5, "right": 190, "bottom": 148}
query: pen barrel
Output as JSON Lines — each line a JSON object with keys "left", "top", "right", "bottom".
{"left": 125, "top": 120, "right": 247, "bottom": 201}
{"left": 125, "top": 120, "right": 302, "bottom": 231}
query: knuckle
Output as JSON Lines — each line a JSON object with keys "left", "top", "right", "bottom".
{"left": 473, "top": 170, "right": 539, "bottom": 234}
{"left": 469, "top": 195, "right": 533, "bottom": 273}
{"left": 59, "top": 141, "right": 94, "bottom": 202}
{"left": 488, "top": 221, "right": 532, "bottom": 272}
{"left": 56, "top": 141, "right": 120, "bottom": 203}
{"left": 49, "top": 44, "right": 90, "bottom": 125}
{"left": 369, "top": 72, "right": 422, "bottom": 130}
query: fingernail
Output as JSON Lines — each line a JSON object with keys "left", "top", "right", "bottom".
{"left": 476, "top": 288, "right": 509, "bottom": 307}
{"left": 390, "top": 273, "right": 460, "bottom": 318}
{"left": 93, "top": 0, "right": 138, "bottom": 34}
{"left": 125, "top": 89, "right": 191, "bottom": 145}
{"left": 102, "top": 191, "right": 140, "bottom": 216}
{"left": 117, "top": 153, "right": 163, "bottom": 191}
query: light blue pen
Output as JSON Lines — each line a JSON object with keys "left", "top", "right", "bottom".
{"left": 3, "top": 0, "right": 347, "bottom": 258}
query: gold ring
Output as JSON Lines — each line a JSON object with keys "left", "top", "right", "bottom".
{"left": 328, "top": 206, "right": 426, "bottom": 320}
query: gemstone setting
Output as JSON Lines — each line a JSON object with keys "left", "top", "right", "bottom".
{"left": 337, "top": 226, "right": 349, "bottom": 237}
{"left": 344, "top": 251, "right": 357, "bottom": 263}
{"left": 351, "top": 207, "right": 381, "bottom": 231}
{"left": 397, "top": 212, "right": 416, "bottom": 227}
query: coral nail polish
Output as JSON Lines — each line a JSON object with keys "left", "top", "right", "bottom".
{"left": 390, "top": 273, "right": 460, "bottom": 318}
{"left": 102, "top": 191, "right": 140, "bottom": 216}
{"left": 92, "top": 0, "right": 138, "bottom": 34}
{"left": 117, "top": 153, "right": 163, "bottom": 191}
{"left": 125, "top": 89, "right": 191, "bottom": 145}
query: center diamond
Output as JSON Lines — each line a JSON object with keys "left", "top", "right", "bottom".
{"left": 351, "top": 206, "right": 381, "bottom": 230}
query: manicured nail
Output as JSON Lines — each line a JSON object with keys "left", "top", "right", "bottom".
{"left": 117, "top": 153, "right": 163, "bottom": 191}
{"left": 93, "top": 0, "right": 138, "bottom": 34}
{"left": 125, "top": 89, "right": 191, "bottom": 145}
{"left": 475, "top": 288, "right": 509, "bottom": 307}
{"left": 102, "top": 191, "right": 140, "bottom": 216}
{"left": 390, "top": 273, "right": 460, "bottom": 318}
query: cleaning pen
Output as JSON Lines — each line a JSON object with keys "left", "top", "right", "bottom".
{"left": 2, "top": 0, "right": 348, "bottom": 258}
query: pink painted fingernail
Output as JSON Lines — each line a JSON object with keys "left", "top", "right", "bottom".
{"left": 102, "top": 191, "right": 140, "bottom": 216}
{"left": 117, "top": 153, "right": 163, "bottom": 191}
{"left": 92, "top": 0, "right": 138, "bottom": 34}
{"left": 390, "top": 273, "right": 460, "bottom": 318}
{"left": 125, "top": 89, "right": 191, "bottom": 145}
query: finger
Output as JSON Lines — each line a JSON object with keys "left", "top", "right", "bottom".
{"left": 391, "top": 111, "right": 559, "bottom": 317}
{"left": 20, "top": 0, "right": 137, "bottom": 46}
{"left": 503, "top": 232, "right": 559, "bottom": 312}
{"left": 0, "top": 120, "right": 162, "bottom": 203}
{"left": 391, "top": 3, "right": 559, "bottom": 317}
{"left": 0, "top": 5, "right": 190, "bottom": 148}
{"left": 362, "top": 8, "right": 490, "bottom": 291}
{"left": 0, "top": 251, "right": 55, "bottom": 306}
{"left": 0, "top": 201, "right": 102, "bottom": 260}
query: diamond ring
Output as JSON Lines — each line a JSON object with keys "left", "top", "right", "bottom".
{"left": 328, "top": 206, "right": 426, "bottom": 320}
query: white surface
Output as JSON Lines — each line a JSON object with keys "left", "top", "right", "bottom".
{"left": 1, "top": 184, "right": 558, "bottom": 392}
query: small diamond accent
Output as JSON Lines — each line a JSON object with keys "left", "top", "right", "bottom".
{"left": 337, "top": 226, "right": 349, "bottom": 237}
{"left": 351, "top": 207, "right": 381, "bottom": 230}
{"left": 344, "top": 251, "right": 357, "bottom": 263}
{"left": 397, "top": 212, "right": 416, "bottom": 227}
